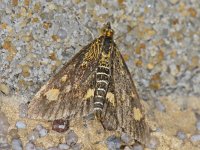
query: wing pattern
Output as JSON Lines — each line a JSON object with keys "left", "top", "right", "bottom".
{"left": 28, "top": 37, "right": 103, "bottom": 120}
{"left": 112, "top": 47, "right": 149, "bottom": 143}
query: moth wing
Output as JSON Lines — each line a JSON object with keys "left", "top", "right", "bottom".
{"left": 28, "top": 37, "right": 103, "bottom": 120}
{"left": 101, "top": 84, "right": 118, "bottom": 131}
{"left": 112, "top": 47, "right": 149, "bottom": 144}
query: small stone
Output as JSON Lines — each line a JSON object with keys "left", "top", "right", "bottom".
{"left": 0, "top": 83, "right": 10, "bottom": 95}
{"left": 2, "top": 40, "right": 12, "bottom": 50}
{"left": 65, "top": 130, "right": 78, "bottom": 146}
{"left": 12, "top": 138, "right": 23, "bottom": 150}
{"left": 43, "top": 22, "right": 52, "bottom": 30}
{"left": 71, "top": 143, "right": 82, "bottom": 150}
{"left": 188, "top": 8, "right": 197, "bottom": 17}
{"left": 135, "top": 43, "right": 146, "bottom": 54}
{"left": 35, "top": 124, "right": 43, "bottom": 131}
{"left": 196, "top": 121, "right": 200, "bottom": 131}
{"left": 176, "top": 131, "right": 186, "bottom": 140}
{"left": 124, "top": 146, "right": 132, "bottom": 150}
{"left": 149, "top": 72, "right": 161, "bottom": 90}
{"left": 135, "top": 59, "right": 143, "bottom": 67}
{"left": 49, "top": 53, "right": 57, "bottom": 60}
{"left": 28, "top": 131, "right": 40, "bottom": 141}
{"left": 19, "top": 103, "right": 28, "bottom": 118}
{"left": 191, "top": 56, "right": 199, "bottom": 68}
{"left": 21, "top": 65, "right": 30, "bottom": 77}
{"left": 106, "top": 135, "right": 121, "bottom": 150}
{"left": 132, "top": 144, "right": 143, "bottom": 150}
{"left": 155, "top": 101, "right": 166, "bottom": 112}
{"left": 156, "top": 50, "right": 164, "bottom": 63}
{"left": 190, "top": 134, "right": 200, "bottom": 143}
{"left": 121, "top": 132, "right": 133, "bottom": 145}
{"left": 45, "top": 89, "right": 60, "bottom": 101}
{"left": 0, "top": 141, "right": 11, "bottom": 149}
{"left": 16, "top": 121, "right": 26, "bottom": 129}
{"left": 0, "top": 135, "right": 9, "bottom": 145}
{"left": 147, "top": 63, "right": 154, "bottom": 70}
{"left": 169, "top": 64, "right": 179, "bottom": 76}
{"left": 144, "top": 28, "right": 156, "bottom": 40}
{"left": 39, "top": 128, "right": 48, "bottom": 137}
{"left": 25, "top": 142, "right": 36, "bottom": 150}
{"left": 57, "top": 29, "right": 68, "bottom": 39}
{"left": 58, "top": 144, "right": 70, "bottom": 150}
{"left": 147, "top": 136, "right": 159, "bottom": 149}
{"left": 52, "top": 35, "right": 59, "bottom": 41}
{"left": 22, "top": 34, "right": 33, "bottom": 42}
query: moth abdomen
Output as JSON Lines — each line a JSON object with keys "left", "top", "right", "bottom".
{"left": 94, "top": 53, "right": 111, "bottom": 119}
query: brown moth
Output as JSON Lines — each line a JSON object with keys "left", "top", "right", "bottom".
{"left": 27, "top": 22, "right": 149, "bottom": 144}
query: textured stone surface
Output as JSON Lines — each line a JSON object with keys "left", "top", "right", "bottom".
{"left": 0, "top": 0, "right": 199, "bottom": 99}
{"left": 0, "top": 0, "right": 200, "bottom": 149}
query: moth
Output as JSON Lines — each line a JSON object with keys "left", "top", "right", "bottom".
{"left": 27, "top": 22, "right": 149, "bottom": 144}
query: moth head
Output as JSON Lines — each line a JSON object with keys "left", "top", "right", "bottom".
{"left": 102, "top": 22, "right": 114, "bottom": 38}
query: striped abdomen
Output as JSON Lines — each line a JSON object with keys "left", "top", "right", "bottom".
{"left": 94, "top": 62, "right": 111, "bottom": 119}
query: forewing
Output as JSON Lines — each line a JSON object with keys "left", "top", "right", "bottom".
{"left": 28, "top": 37, "right": 103, "bottom": 120}
{"left": 112, "top": 47, "right": 149, "bottom": 144}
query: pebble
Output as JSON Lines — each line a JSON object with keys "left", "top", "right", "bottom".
{"left": 38, "top": 128, "right": 48, "bottom": 137}
{"left": 155, "top": 100, "right": 166, "bottom": 112}
{"left": 33, "top": 124, "right": 48, "bottom": 137}
{"left": 57, "top": 29, "right": 68, "bottom": 39}
{"left": 0, "top": 83, "right": 10, "bottom": 95}
{"left": 28, "top": 131, "right": 40, "bottom": 141}
{"left": 176, "top": 131, "right": 186, "bottom": 140}
{"left": 25, "top": 142, "right": 36, "bottom": 150}
{"left": 16, "top": 121, "right": 26, "bottom": 129}
{"left": 71, "top": 143, "right": 82, "bottom": 150}
{"left": 147, "top": 136, "right": 159, "bottom": 149}
{"left": 0, "top": 142, "right": 11, "bottom": 150}
{"left": 58, "top": 144, "right": 70, "bottom": 150}
{"left": 106, "top": 135, "right": 121, "bottom": 150}
{"left": 65, "top": 130, "right": 78, "bottom": 146}
{"left": 35, "top": 124, "right": 43, "bottom": 131}
{"left": 196, "top": 120, "right": 200, "bottom": 131}
{"left": 124, "top": 146, "right": 132, "bottom": 150}
{"left": 12, "top": 138, "right": 23, "bottom": 150}
{"left": 0, "top": 135, "right": 9, "bottom": 147}
{"left": 190, "top": 134, "right": 200, "bottom": 143}
{"left": 121, "top": 132, "right": 133, "bottom": 144}
{"left": 19, "top": 103, "right": 28, "bottom": 118}
{"left": 132, "top": 144, "right": 143, "bottom": 150}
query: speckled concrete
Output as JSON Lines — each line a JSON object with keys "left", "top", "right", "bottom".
{"left": 0, "top": 0, "right": 200, "bottom": 149}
